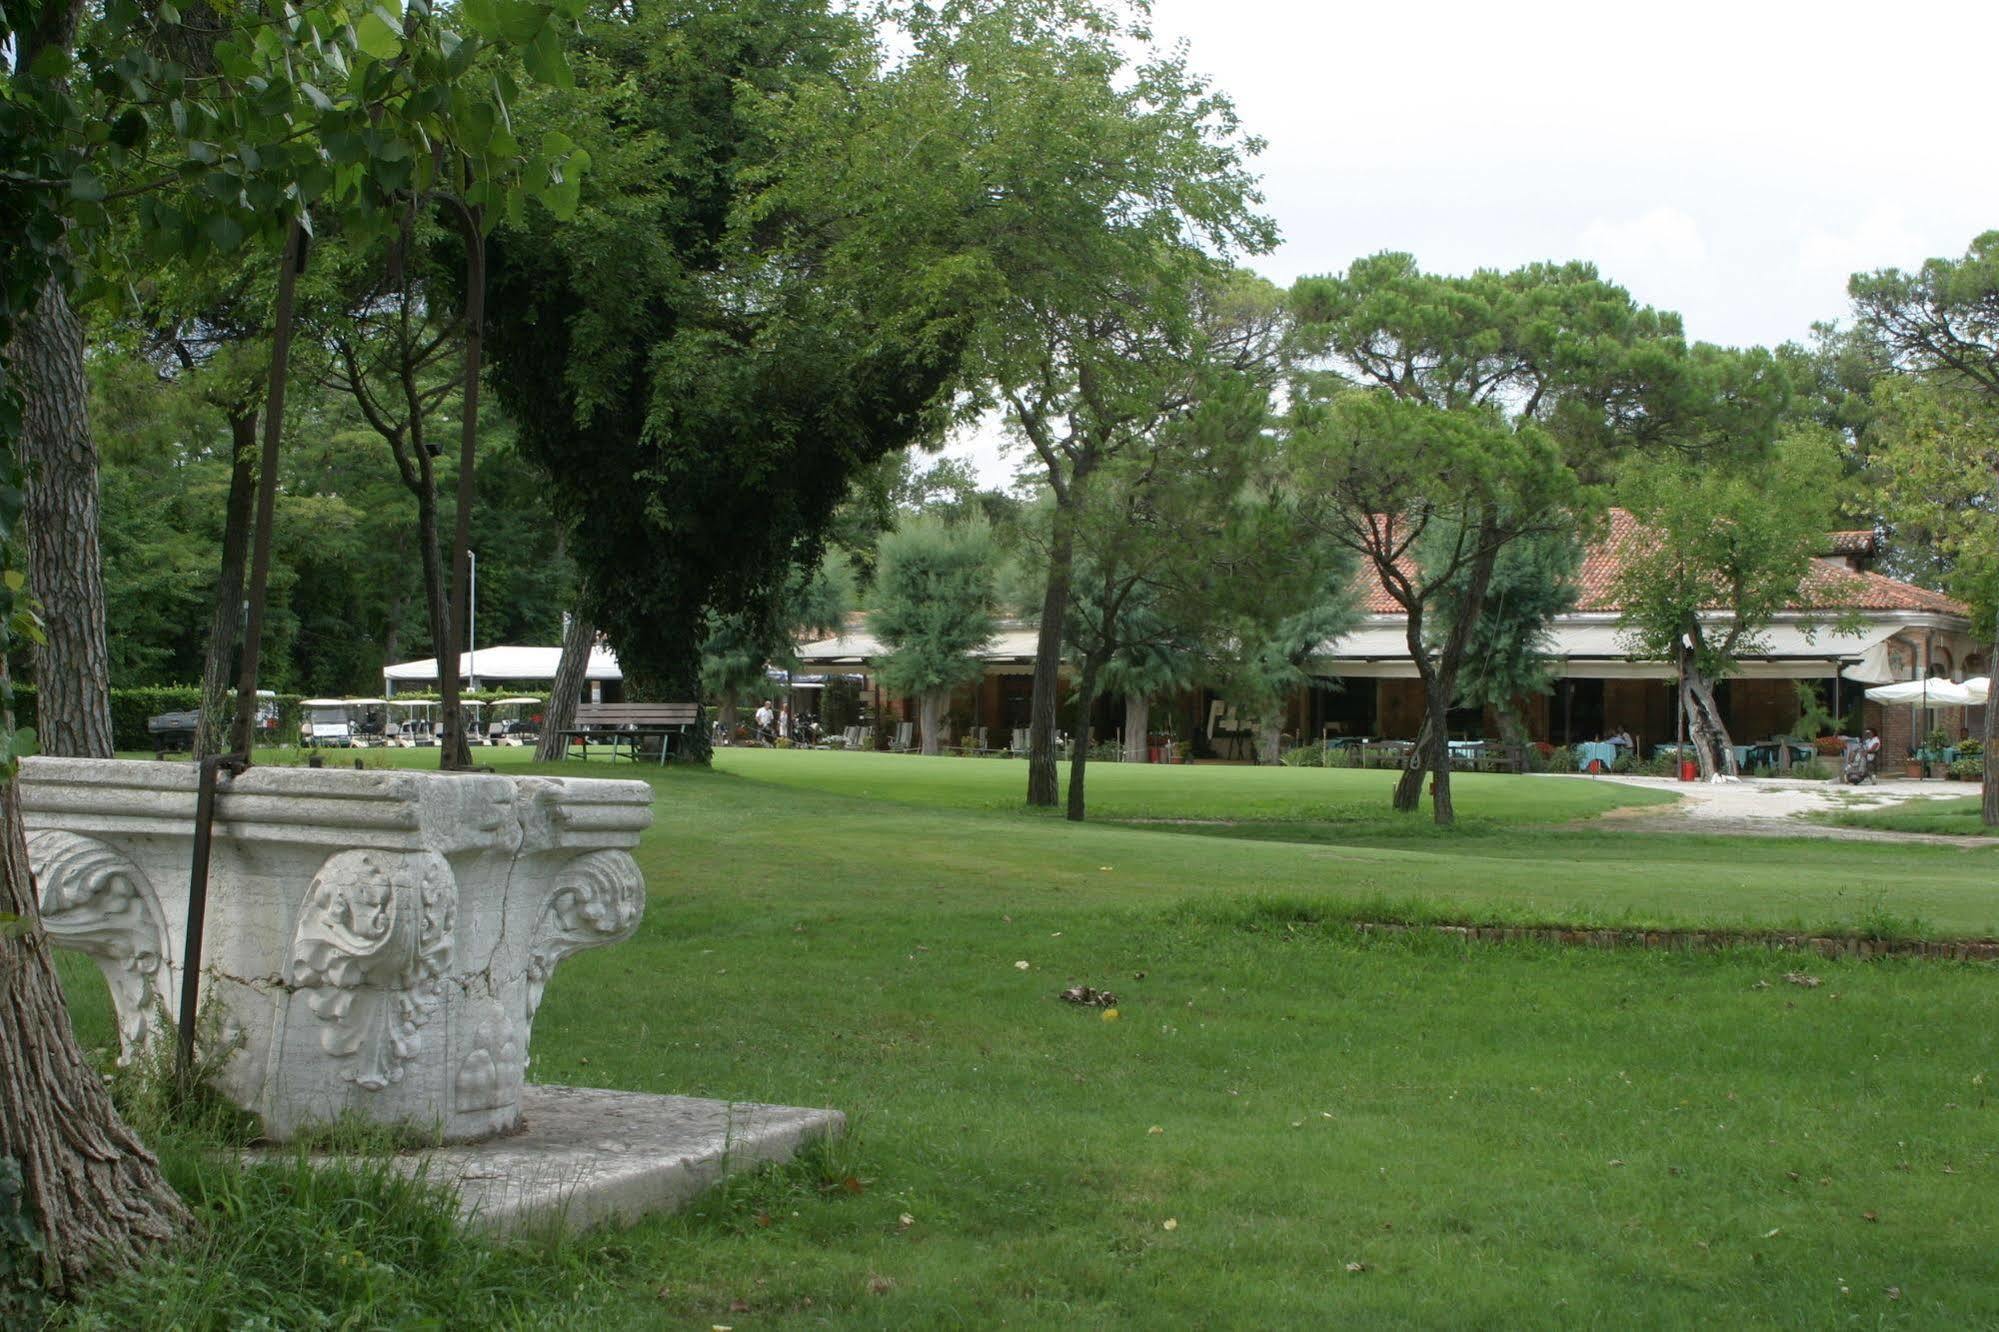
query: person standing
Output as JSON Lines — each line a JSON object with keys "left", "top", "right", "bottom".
{"left": 754, "top": 699, "right": 774, "bottom": 744}
{"left": 778, "top": 703, "right": 791, "bottom": 742}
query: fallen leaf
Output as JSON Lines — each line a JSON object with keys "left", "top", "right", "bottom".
{"left": 1786, "top": 1171, "right": 1800, "bottom": 1182}
{"left": 1608, "top": 1159, "right": 1625, "bottom": 1168}
{"left": 729, "top": 1299, "right": 751, "bottom": 1313}
{"left": 1783, "top": 971, "right": 1823, "bottom": 988}
{"left": 1162, "top": 1218, "right": 1178, "bottom": 1231}
{"left": 867, "top": 1274, "right": 895, "bottom": 1295}
{"left": 1887, "top": 1286, "right": 1902, "bottom": 1301}
{"left": 1345, "top": 1261, "right": 1369, "bottom": 1274}
{"left": 1100, "top": 865, "right": 1114, "bottom": 871}
{"left": 1147, "top": 1125, "right": 1165, "bottom": 1135}
{"left": 753, "top": 1211, "right": 771, "bottom": 1228}
{"left": 1862, "top": 1210, "right": 1879, "bottom": 1223}
{"left": 1101, "top": 1007, "right": 1120, "bottom": 1022}
{"left": 1752, "top": 979, "right": 1771, "bottom": 990}
{"left": 840, "top": 1175, "right": 865, "bottom": 1195}
{"left": 1764, "top": 1228, "right": 1782, "bottom": 1238}
{"left": 1014, "top": 960, "right": 1031, "bottom": 970}
{"left": 897, "top": 1212, "right": 915, "bottom": 1229}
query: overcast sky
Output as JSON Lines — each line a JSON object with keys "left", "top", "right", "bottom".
{"left": 943, "top": 0, "right": 1999, "bottom": 485}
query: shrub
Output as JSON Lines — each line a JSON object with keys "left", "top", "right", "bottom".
{"left": 13, "top": 685, "right": 314, "bottom": 752}
{"left": 1793, "top": 759, "right": 1835, "bottom": 781}
{"left": 1813, "top": 734, "right": 1847, "bottom": 757}
{"left": 824, "top": 736, "right": 847, "bottom": 751}
{"left": 0, "top": 1156, "right": 46, "bottom": 1327}
{"left": 1950, "top": 757, "right": 1984, "bottom": 781}
{"left": 1960, "top": 738, "right": 1983, "bottom": 759}
{"left": 1280, "top": 744, "right": 1330, "bottom": 768}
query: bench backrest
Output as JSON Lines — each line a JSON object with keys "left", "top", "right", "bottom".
{"left": 573, "top": 703, "right": 699, "bottom": 727}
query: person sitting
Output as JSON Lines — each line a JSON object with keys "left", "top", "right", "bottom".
{"left": 1609, "top": 727, "right": 1634, "bottom": 749}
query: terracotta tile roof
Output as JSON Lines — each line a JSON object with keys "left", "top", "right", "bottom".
{"left": 1349, "top": 509, "right": 1967, "bottom": 618}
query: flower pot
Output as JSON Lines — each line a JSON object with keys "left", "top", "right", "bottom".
{"left": 1905, "top": 762, "right": 1925, "bottom": 779}
{"left": 21, "top": 757, "right": 653, "bottom": 1143}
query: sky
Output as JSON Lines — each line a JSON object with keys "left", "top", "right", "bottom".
{"left": 941, "top": 0, "right": 1999, "bottom": 486}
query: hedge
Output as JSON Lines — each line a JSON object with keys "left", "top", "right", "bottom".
{"left": 12, "top": 685, "right": 309, "bottom": 752}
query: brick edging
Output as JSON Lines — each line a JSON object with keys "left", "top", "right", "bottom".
{"left": 1349, "top": 920, "right": 1999, "bottom": 961}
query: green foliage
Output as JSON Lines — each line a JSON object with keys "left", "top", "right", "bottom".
{"left": 1867, "top": 376, "right": 1999, "bottom": 636}
{"left": 1425, "top": 522, "right": 1582, "bottom": 715}
{"left": 1612, "top": 429, "right": 1854, "bottom": 680}
{"left": 484, "top": 0, "right": 971, "bottom": 706}
{"left": 0, "top": 1156, "right": 47, "bottom": 1326}
{"left": 869, "top": 519, "right": 998, "bottom": 699}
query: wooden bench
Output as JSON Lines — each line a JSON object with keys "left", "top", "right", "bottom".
{"left": 558, "top": 703, "right": 700, "bottom": 765}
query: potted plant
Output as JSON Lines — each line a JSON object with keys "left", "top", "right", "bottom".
{"left": 1905, "top": 750, "right": 1926, "bottom": 779}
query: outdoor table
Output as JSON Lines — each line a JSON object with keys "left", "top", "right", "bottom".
{"left": 1574, "top": 740, "right": 1619, "bottom": 772}
{"left": 1915, "top": 746, "right": 1958, "bottom": 766}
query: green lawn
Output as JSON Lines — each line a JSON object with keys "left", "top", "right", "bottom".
{"left": 1822, "top": 795, "right": 1999, "bottom": 839}
{"left": 52, "top": 748, "right": 1999, "bottom": 1327}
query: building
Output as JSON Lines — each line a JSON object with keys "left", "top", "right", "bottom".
{"left": 793, "top": 511, "right": 1979, "bottom": 757}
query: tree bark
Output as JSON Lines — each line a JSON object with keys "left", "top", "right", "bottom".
{"left": 534, "top": 609, "right": 592, "bottom": 761}
{"left": 0, "top": 690, "right": 190, "bottom": 1290}
{"left": 1066, "top": 653, "right": 1104, "bottom": 821}
{"left": 1682, "top": 666, "right": 1737, "bottom": 780}
{"left": 918, "top": 688, "right": 946, "bottom": 757}
{"left": 194, "top": 408, "right": 257, "bottom": 759}
{"left": 437, "top": 205, "right": 485, "bottom": 774}
{"left": 1026, "top": 506, "right": 1076, "bottom": 807}
{"left": 12, "top": 276, "right": 113, "bottom": 758}
{"left": 1256, "top": 717, "right": 1282, "bottom": 765}
{"left": 1123, "top": 693, "right": 1150, "bottom": 763}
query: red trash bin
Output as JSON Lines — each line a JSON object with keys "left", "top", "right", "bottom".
{"left": 1679, "top": 759, "right": 1697, "bottom": 782}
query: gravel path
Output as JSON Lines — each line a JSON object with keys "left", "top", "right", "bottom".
{"left": 1581, "top": 774, "right": 1996, "bottom": 845}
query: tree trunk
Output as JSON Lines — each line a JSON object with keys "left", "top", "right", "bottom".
{"left": 1256, "top": 717, "right": 1282, "bottom": 765}
{"left": 1683, "top": 667, "right": 1737, "bottom": 780}
{"left": 0, "top": 695, "right": 190, "bottom": 1290}
{"left": 437, "top": 206, "right": 485, "bottom": 774}
{"left": 1123, "top": 693, "right": 1149, "bottom": 764}
{"left": 534, "top": 609, "right": 592, "bottom": 761}
{"left": 1026, "top": 505, "right": 1076, "bottom": 807}
{"left": 916, "top": 689, "right": 945, "bottom": 756}
{"left": 1395, "top": 704, "right": 1434, "bottom": 813}
{"left": 11, "top": 276, "right": 113, "bottom": 758}
{"left": 1066, "top": 654, "right": 1103, "bottom": 821}
{"left": 1984, "top": 623, "right": 1998, "bottom": 826}
{"left": 194, "top": 408, "right": 257, "bottom": 759}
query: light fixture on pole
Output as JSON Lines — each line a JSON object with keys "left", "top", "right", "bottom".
{"left": 467, "top": 550, "right": 479, "bottom": 691}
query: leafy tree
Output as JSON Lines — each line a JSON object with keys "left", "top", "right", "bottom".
{"left": 484, "top": 0, "right": 970, "bottom": 761}
{"left": 1850, "top": 233, "right": 1999, "bottom": 821}
{"left": 1422, "top": 521, "right": 1583, "bottom": 748}
{"left": 1285, "top": 254, "right": 1689, "bottom": 824}
{"left": 870, "top": 519, "right": 998, "bottom": 755}
{"left": 1610, "top": 430, "right": 1854, "bottom": 779}
{"left": 866, "top": 0, "right": 1275, "bottom": 808}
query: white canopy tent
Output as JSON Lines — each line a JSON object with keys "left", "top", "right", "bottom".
{"left": 381, "top": 644, "right": 622, "bottom": 692}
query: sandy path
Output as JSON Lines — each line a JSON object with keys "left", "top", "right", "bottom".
{"left": 1578, "top": 773, "right": 1997, "bottom": 845}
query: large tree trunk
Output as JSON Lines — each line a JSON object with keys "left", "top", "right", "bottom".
{"left": 1066, "top": 654, "right": 1103, "bottom": 821}
{"left": 0, "top": 688, "right": 190, "bottom": 1289}
{"left": 437, "top": 209, "right": 485, "bottom": 774}
{"left": 12, "top": 276, "right": 113, "bottom": 758}
{"left": 1026, "top": 506, "right": 1076, "bottom": 807}
{"left": 918, "top": 688, "right": 946, "bottom": 757}
{"left": 1683, "top": 668, "right": 1737, "bottom": 780}
{"left": 1254, "top": 717, "right": 1281, "bottom": 765}
{"left": 1123, "top": 693, "right": 1149, "bottom": 764}
{"left": 534, "top": 609, "right": 592, "bottom": 761}
{"left": 195, "top": 408, "right": 257, "bottom": 759}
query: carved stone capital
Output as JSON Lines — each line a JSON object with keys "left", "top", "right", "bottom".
{"left": 525, "top": 850, "right": 646, "bottom": 1030}
{"left": 26, "top": 829, "right": 170, "bottom": 1059}
{"left": 290, "top": 848, "right": 457, "bottom": 1092}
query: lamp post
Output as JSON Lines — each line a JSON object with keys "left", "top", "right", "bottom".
{"left": 468, "top": 549, "right": 478, "bottom": 691}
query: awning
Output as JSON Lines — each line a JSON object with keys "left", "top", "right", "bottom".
{"left": 382, "top": 644, "right": 622, "bottom": 684}
{"left": 1307, "top": 620, "right": 1899, "bottom": 681}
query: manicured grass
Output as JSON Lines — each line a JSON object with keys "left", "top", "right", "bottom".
{"left": 709, "top": 746, "right": 1678, "bottom": 831}
{"left": 1823, "top": 795, "right": 1999, "bottom": 839}
{"left": 50, "top": 749, "right": 1999, "bottom": 1326}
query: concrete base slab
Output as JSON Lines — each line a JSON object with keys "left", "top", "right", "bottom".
{"left": 408, "top": 1084, "right": 845, "bottom": 1232}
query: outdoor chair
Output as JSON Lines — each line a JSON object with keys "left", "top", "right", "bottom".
{"left": 1009, "top": 727, "right": 1029, "bottom": 757}
{"left": 891, "top": 721, "right": 915, "bottom": 753}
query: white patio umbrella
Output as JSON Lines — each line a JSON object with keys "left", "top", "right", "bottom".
{"left": 1864, "top": 678, "right": 1974, "bottom": 706}
{"left": 1960, "top": 677, "right": 1990, "bottom": 705}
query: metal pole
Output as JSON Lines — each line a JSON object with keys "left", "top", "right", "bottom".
{"left": 468, "top": 549, "right": 478, "bottom": 690}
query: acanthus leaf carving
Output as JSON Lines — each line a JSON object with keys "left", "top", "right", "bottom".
{"left": 26, "top": 829, "right": 170, "bottom": 1060}
{"left": 524, "top": 850, "right": 645, "bottom": 1038}
{"left": 289, "top": 848, "right": 456, "bottom": 1091}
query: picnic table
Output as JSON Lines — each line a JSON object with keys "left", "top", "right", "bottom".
{"left": 558, "top": 703, "right": 700, "bottom": 765}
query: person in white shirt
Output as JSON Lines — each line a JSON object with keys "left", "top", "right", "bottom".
{"left": 754, "top": 700, "right": 774, "bottom": 742}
